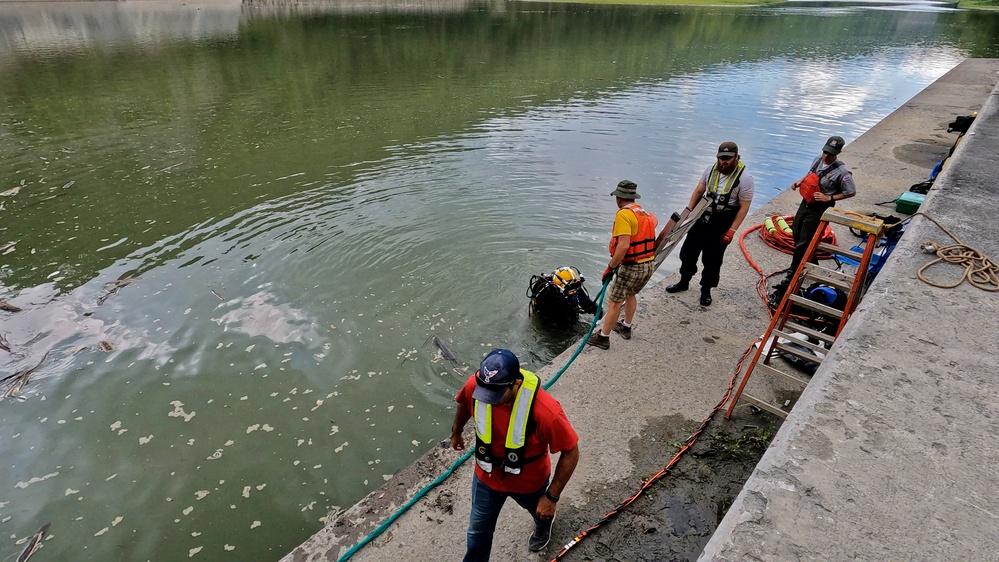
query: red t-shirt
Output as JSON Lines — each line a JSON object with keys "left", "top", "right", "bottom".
{"left": 456, "top": 375, "right": 578, "bottom": 494}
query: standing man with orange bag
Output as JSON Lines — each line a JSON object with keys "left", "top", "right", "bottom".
{"left": 787, "top": 135, "right": 857, "bottom": 276}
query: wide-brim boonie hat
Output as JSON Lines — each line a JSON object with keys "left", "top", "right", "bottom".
{"left": 610, "top": 180, "right": 640, "bottom": 200}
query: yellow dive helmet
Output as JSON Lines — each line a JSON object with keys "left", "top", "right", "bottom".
{"left": 552, "top": 266, "right": 582, "bottom": 290}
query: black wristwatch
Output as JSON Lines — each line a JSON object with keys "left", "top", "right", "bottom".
{"left": 544, "top": 490, "right": 559, "bottom": 503}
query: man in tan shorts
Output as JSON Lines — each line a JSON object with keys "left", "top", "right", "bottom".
{"left": 587, "top": 180, "right": 659, "bottom": 350}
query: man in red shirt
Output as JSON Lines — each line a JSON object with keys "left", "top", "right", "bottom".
{"left": 450, "top": 349, "right": 580, "bottom": 561}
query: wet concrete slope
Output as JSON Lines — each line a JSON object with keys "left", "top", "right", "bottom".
{"left": 283, "top": 58, "right": 999, "bottom": 562}
{"left": 702, "top": 60, "right": 999, "bottom": 560}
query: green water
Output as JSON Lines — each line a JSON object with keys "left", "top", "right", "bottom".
{"left": 0, "top": 1, "right": 996, "bottom": 560}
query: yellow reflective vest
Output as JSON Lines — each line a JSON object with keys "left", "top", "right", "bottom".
{"left": 706, "top": 161, "right": 745, "bottom": 213}
{"left": 473, "top": 370, "right": 540, "bottom": 476}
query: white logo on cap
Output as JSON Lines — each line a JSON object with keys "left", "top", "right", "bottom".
{"left": 481, "top": 367, "right": 499, "bottom": 382}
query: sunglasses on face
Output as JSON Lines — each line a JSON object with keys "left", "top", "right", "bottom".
{"left": 717, "top": 155, "right": 735, "bottom": 161}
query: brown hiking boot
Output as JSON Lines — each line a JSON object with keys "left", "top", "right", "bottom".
{"left": 586, "top": 333, "right": 610, "bottom": 350}
{"left": 612, "top": 321, "right": 632, "bottom": 340}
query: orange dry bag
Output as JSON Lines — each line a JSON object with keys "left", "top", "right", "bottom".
{"left": 799, "top": 172, "right": 820, "bottom": 203}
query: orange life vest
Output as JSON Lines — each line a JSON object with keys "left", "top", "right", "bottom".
{"left": 608, "top": 203, "right": 659, "bottom": 264}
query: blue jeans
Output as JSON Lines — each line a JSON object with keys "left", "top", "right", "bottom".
{"left": 463, "top": 473, "right": 548, "bottom": 562}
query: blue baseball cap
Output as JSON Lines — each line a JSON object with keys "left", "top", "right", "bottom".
{"left": 473, "top": 349, "right": 521, "bottom": 405}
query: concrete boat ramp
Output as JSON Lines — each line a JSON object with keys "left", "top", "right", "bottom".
{"left": 285, "top": 58, "right": 999, "bottom": 562}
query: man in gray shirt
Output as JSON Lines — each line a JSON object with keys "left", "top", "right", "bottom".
{"left": 787, "top": 135, "right": 857, "bottom": 276}
{"left": 666, "top": 141, "right": 755, "bottom": 307}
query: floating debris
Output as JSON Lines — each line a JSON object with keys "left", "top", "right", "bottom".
{"left": 15, "top": 472, "right": 58, "bottom": 489}
{"left": 98, "top": 341, "right": 115, "bottom": 353}
{"left": 97, "top": 276, "right": 142, "bottom": 306}
{"left": 0, "top": 301, "right": 22, "bottom": 313}
{"left": 168, "top": 401, "right": 196, "bottom": 422}
{"left": 211, "top": 289, "right": 225, "bottom": 301}
{"left": 2, "top": 352, "right": 48, "bottom": 399}
{"left": 16, "top": 522, "right": 49, "bottom": 562}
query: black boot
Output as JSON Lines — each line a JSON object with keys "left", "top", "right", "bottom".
{"left": 700, "top": 288, "right": 712, "bottom": 306}
{"left": 666, "top": 277, "right": 691, "bottom": 293}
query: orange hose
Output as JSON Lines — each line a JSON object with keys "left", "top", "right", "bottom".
{"left": 758, "top": 214, "right": 837, "bottom": 258}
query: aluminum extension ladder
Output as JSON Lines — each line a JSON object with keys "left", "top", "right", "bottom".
{"left": 725, "top": 208, "right": 886, "bottom": 419}
{"left": 652, "top": 197, "right": 709, "bottom": 274}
